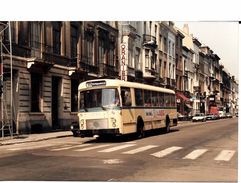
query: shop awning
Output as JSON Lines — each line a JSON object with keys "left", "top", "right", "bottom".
{"left": 176, "top": 92, "right": 190, "bottom": 101}
{"left": 185, "top": 103, "right": 193, "bottom": 109}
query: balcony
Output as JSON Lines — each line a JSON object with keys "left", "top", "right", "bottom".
{"left": 171, "top": 79, "right": 176, "bottom": 87}
{"left": 80, "top": 61, "right": 99, "bottom": 74}
{"left": 100, "top": 63, "right": 118, "bottom": 77}
{"left": 143, "top": 34, "right": 157, "bottom": 49}
{"left": 127, "top": 66, "right": 135, "bottom": 78}
{"left": 3, "top": 42, "right": 31, "bottom": 58}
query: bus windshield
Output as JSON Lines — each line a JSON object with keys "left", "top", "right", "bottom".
{"left": 79, "top": 88, "right": 120, "bottom": 111}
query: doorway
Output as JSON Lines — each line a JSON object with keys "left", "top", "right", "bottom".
{"left": 52, "top": 76, "right": 61, "bottom": 130}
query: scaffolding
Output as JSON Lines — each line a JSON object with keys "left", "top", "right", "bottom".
{"left": 0, "top": 21, "right": 13, "bottom": 139}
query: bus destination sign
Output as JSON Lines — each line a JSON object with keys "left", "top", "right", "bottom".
{"left": 86, "top": 81, "right": 106, "bottom": 88}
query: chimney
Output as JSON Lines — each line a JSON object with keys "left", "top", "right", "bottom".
{"left": 183, "top": 24, "right": 189, "bottom": 35}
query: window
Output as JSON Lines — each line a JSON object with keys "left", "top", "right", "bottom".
{"left": 170, "top": 94, "right": 176, "bottom": 107}
{"left": 121, "top": 87, "right": 132, "bottom": 106}
{"left": 80, "top": 88, "right": 120, "bottom": 110}
{"left": 151, "top": 91, "right": 158, "bottom": 106}
{"left": 30, "top": 22, "right": 41, "bottom": 49}
{"left": 135, "top": 48, "right": 141, "bottom": 70}
{"left": 108, "top": 43, "right": 115, "bottom": 66}
{"left": 71, "top": 24, "right": 78, "bottom": 59}
{"left": 87, "top": 39, "right": 94, "bottom": 65}
{"left": 159, "top": 92, "right": 165, "bottom": 106}
{"left": 135, "top": 89, "right": 143, "bottom": 106}
{"left": 53, "top": 22, "right": 61, "bottom": 55}
{"left": 151, "top": 51, "right": 156, "bottom": 70}
{"left": 31, "top": 73, "right": 42, "bottom": 112}
{"left": 164, "top": 93, "right": 170, "bottom": 107}
{"left": 98, "top": 39, "right": 105, "bottom": 64}
{"left": 145, "top": 49, "right": 149, "bottom": 68}
{"left": 144, "top": 90, "right": 151, "bottom": 106}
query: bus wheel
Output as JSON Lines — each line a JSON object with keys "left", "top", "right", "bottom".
{"left": 137, "top": 120, "right": 145, "bottom": 139}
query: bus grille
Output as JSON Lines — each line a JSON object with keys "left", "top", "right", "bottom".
{"left": 86, "top": 119, "right": 108, "bottom": 129}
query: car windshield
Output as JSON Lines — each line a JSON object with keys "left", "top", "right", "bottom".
{"left": 195, "top": 114, "right": 203, "bottom": 116}
{"left": 79, "top": 88, "right": 120, "bottom": 112}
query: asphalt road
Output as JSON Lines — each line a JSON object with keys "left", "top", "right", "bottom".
{"left": 0, "top": 118, "right": 238, "bottom": 182}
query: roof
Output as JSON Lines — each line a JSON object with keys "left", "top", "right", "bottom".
{"left": 78, "top": 79, "right": 175, "bottom": 94}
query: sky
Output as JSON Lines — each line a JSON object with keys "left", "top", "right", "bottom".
{"left": 0, "top": 0, "right": 240, "bottom": 81}
{"left": 175, "top": 21, "right": 239, "bottom": 80}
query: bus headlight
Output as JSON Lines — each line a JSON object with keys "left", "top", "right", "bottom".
{"left": 111, "top": 118, "right": 117, "bottom": 127}
{"left": 80, "top": 119, "right": 85, "bottom": 129}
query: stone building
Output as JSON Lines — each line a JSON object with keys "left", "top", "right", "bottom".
{"left": 1, "top": 21, "right": 119, "bottom": 134}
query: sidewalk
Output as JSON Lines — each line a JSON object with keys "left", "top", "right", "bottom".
{"left": 0, "top": 121, "right": 191, "bottom": 146}
{"left": 0, "top": 131, "right": 73, "bottom": 146}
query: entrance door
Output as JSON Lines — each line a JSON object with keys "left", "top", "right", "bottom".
{"left": 52, "top": 76, "right": 61, "bottom": 130}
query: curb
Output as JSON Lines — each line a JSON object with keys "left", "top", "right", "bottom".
{"left": 0, "top": 133, "right": 73, "bottom": 146}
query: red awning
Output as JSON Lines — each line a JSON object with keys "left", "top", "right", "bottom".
{"left": 176, "top": 92, "right": 190, "bottom": 101}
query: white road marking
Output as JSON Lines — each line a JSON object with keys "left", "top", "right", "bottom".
{"left": 7, "top": 144, "right": 54, "bottom": 151}
{"left": 98, "top": 144, "right": 136, "bottom": 152}
{"left": 183, "top": 149, "right": 208, "bottom": 160}
{"left": 74, "top": 144, "right": 111, "bottom": 151}
{"left": 103, "top": 159, "right": 123, "bottom": 164}
{"left": 151, "top": 146, "right": 183, "bottom": 158}
{"left": 214, "top": 150, "right": 236, "bottom": 161}
{"left": 49, "top": 144, "right": 92, "bottom": 151}
{"left": 122, "top": 145, "right": 158, "bottom": 154}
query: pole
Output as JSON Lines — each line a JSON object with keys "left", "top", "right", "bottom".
{"left": 8, "top": 21, "right": 13, "bottom": 137}
{"left": 0, "top": 35, "right": 3, "bottom": 139}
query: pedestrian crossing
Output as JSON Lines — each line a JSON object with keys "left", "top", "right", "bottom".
{"left": 5, "top": 143, "right": 236, "bottom": 162}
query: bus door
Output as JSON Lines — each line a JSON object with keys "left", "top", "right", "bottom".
{"left": 120, "top": 87, "right": 135, "bottom": 133}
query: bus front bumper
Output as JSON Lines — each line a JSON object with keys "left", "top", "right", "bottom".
{"left": 72, "top": 129, "right": 120, "bottom": 137}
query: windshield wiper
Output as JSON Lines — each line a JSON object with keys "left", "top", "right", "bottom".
{"left": 100, "top": 105, "right": 107, "bottom": 111}
{"left": 80, "top": 108, "right": 88, "bottom": 112}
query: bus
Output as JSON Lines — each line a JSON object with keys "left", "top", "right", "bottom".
{"left": 70, "top": 79, "right": 178, "bottom": 138}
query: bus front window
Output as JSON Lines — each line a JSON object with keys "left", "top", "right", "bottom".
{"left": 79, "top": 88, "right": 120, "bottom": 111}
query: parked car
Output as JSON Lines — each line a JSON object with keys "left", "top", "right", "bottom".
{"left": 219, "top": 111, "right": 226, "bottom": 119}
{"left": 192, "top": 113, "right": 206, "bottom": 122}
{"left": 206, "top": 113, "right": 218, "bottom": 120}
{"left": 226, "top": 113, "right": 232, "bottom": 118}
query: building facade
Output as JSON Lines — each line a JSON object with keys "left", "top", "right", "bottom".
{"left": 1, "top": 21, "right": 238, "bottom": 134}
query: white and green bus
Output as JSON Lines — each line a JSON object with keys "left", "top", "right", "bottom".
{"left": 70, "top": 79, "right": 178, "bottom": 138}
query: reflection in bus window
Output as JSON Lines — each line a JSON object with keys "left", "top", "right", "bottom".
{"left": 121, "top": 87, "right": 131, "bottom": 106}
{"left": 165, "top": 93, "right": 170, "bottom": 106}
{"left": 135, "top": 89, "right": 144, "bottom": 106}
{"left": 144, "top": 90, "right": 151, "bottom": 106}
{"left": 79, "top": 88, "right": 120, "bottom": 111}
{"left": 159, "top": 92, "right": 164, "bottom": 106}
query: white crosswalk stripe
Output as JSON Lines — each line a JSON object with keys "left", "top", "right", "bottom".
{"left": 183, "top": 149, "right": 208, "bottom": 160}
{"left": 98, "top": 144, "right": 136, "bottom": 152}
{"left": 122, "top": 145, "right": 158, "bottom": 154}
{"left": 74, "top": 144, "right": 112, "bottom": 152}
{"left": 151, "top": 146, "right": 183, "bottom": 158}
{"left": 49, "top": 144, "right": 92, "bottom": 151}
{"left": 7, "top": 144, "right": 54, "bottom": 151}
{"left": 214, "top": 150, "right": 236, "bottom": 161}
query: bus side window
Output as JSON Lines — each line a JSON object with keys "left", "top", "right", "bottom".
{"left": 159, "top": 92, "right": 164, "bottom": 107}
{"left": 121, "top": 88, "right": 132, "bottom": 106}
{"left": 135, "top": 89, "right": 143, "bottom": 106}
{"left": 144, "top": 90, "right": 151, "bottom": 107}
{"left": 165, "top": 93, "right": 170, "bottom": 107}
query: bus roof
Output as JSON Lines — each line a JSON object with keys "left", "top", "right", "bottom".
{"left": 78, "top": 79, "right": 175, "bottom": 94}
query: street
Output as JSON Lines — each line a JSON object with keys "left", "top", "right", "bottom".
{"left": 0, "top": 118, "right": 238, "bottom": 182}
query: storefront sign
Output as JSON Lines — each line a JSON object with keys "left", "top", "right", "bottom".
{"left": 120, "top": 42, "right": 128, "bottom": 81}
